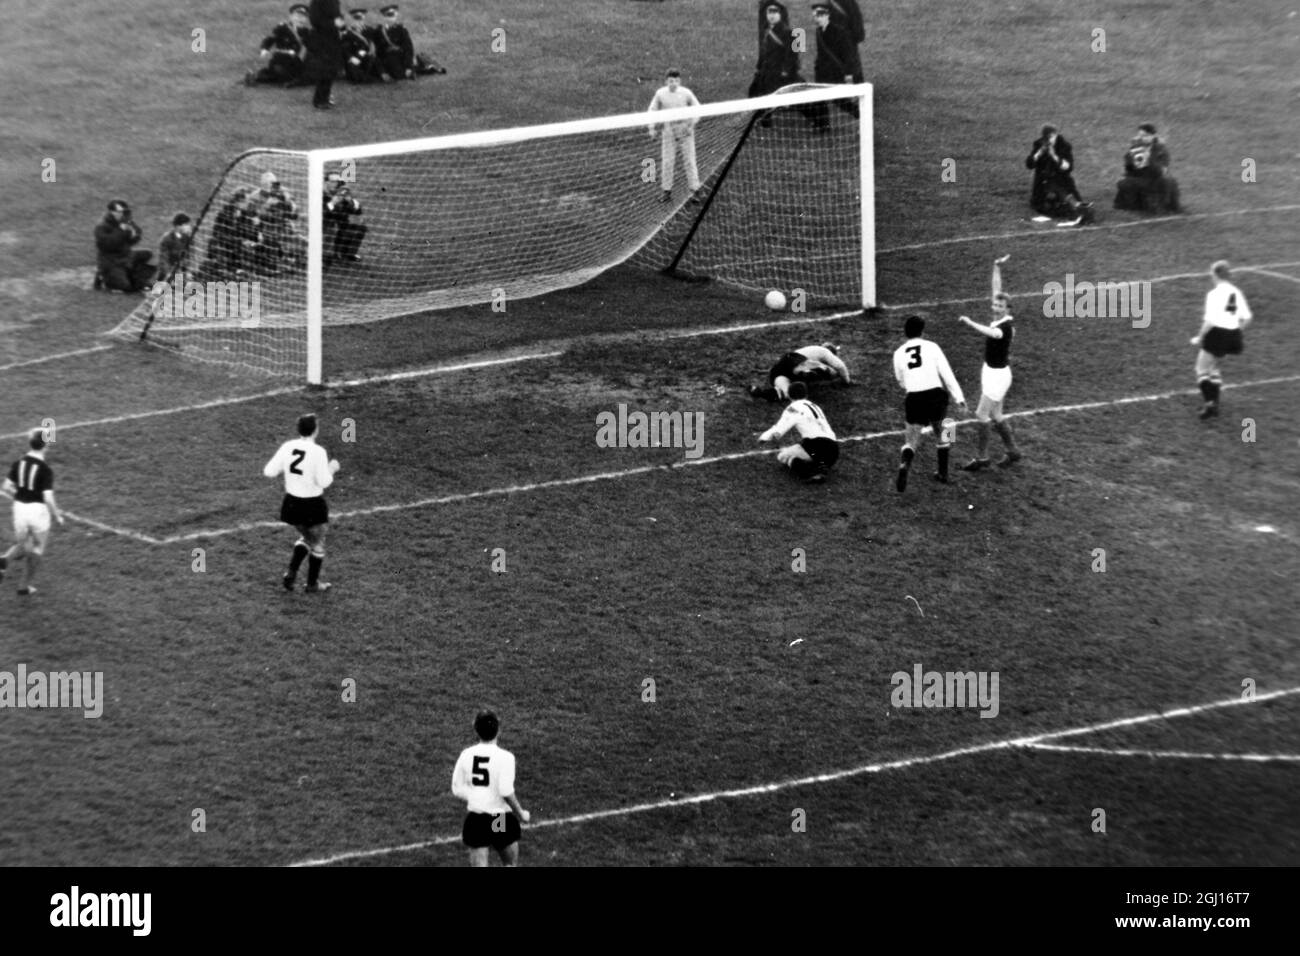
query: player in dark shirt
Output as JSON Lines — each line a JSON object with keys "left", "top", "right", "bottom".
{"left": 1, "top": 430, "right": 64, "bottom": 596}
{"left": 958, "top": 293, "right": 1021, "bottom": 470}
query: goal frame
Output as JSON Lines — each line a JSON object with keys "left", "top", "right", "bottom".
{"left": 302, "top": 83, "right": 874, "bottom": 384}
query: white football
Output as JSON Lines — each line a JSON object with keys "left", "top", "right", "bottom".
{"left": 764, "top": 290, "right": 787, "bottom": 311}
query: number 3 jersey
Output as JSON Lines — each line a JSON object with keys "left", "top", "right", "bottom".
{"left": 892, "top": 338, "right": 965, "bottom": 403}
{"left": 263, "top": 438, "right": 334, "bottom": 498}
{"left": 451, "top": 741, "right": 518, "bottom": 815}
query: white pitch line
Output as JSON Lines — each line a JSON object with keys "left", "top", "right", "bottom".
{"left": 0, "top": 489, "right": 161, "bottom": 544}
{"left": 103, "top": 373, "right": 1300, "bottom": 545}
{"left": 0, "top": 344, "right": 113, "bottom": 373}
{"left": 877, "top": 204, "right": 1300, "bottom": 255}
{"left": 6, "top": 256, "right": 1298, "bottom": 443}
{"left": 327, "top": 350, "right": 564, "bottom": 389}
{"left": 288, "top": 685, "right": 1300, "bottom": 866}
{"left": 1243, "top": 268, "right": 1300, "bottom": 286}
{"left": 667, "top": 260, "right": 1300, "bottom": 340}
{"left": 1024, "top": 743, "right": 1300, "bottom": 762}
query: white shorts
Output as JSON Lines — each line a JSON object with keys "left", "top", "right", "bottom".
{"left": 13, "top": 502, "right": 51, "bottom": 539}
{"left": 981, "top": 365, "right": 1013, "bottom": 404}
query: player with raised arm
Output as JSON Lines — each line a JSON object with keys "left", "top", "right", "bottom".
{"left": 0, "top": 429, "right": 65, "bottom": 596}
{"left": 958, "top": 291, "right": 1021, "bottom": 470}
{"left": 758, "top": 381, "right": 841, "bottom": 483}
{"left": 263, "top": 413, "right": 339, "bottom": 592}
{"left": 451, "top": 710, "right": 531, "bottom": 867}
{"left": 1190, "top": 260, "right": 1252, "bottom": 421}
{"left": 892, "top": 315, "right": 966, "bottom": 491}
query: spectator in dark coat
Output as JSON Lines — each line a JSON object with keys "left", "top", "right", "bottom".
{"left": 94, "top": 200, "right": 155, "bottom": 293}
{"left": 749, "top": 2, "right": 802, "bottom": 98}
{"left": 1026, "top": 124, "right": 1094, "bottom": 225}
{"left": 1114, "top": 123, "right": 1182, "bottom": 214}
{"left": 306, "top": 0, "right": 345, "bottom": 108}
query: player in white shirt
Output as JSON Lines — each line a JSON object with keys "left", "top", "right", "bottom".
{"left": 263, "top": 413, "right": 339, "bottom": 592}
{"left": 750, "top": 343, "right": 852, "bottom": 401}
{"left": 450, "top": 710, "right": 532, "bottom": 867}
{"left": 892, "top": 314, "right": 966, "bottom": 491}
{"left": 757, "top": 381, "right": 840, "bottom": 483}
{"left": 647, "top": 69, "right": 703, "bottom": 203}
{"left": 1190, "top": 260, "right": 1252, "bottom": 421}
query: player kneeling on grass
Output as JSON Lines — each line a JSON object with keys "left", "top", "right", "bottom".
{"left": 757, "top": 381, "right": 840, "bottom": 483}
{"left": 1, "top": 429, "right": 64, "bottom": 597}
{"left": 750, "top": 343, "right": 851, "bottom": 401}
{"left": 263, "top": 413, "right": 339, "bottom": 593}
{"left": 958, "top": 292, "right": 1022, "bottom": 470}
{"left": 451, "top": 710, "right": 532, "bottom": 867}
{"left": 892, "top": 315, "right": 966, "bottom": 491}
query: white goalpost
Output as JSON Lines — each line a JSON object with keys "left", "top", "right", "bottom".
{"left": 111, "top": 83, "right": 874, "bottom": 384}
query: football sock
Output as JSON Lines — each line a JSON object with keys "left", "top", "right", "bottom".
{"left": 975, "top": 421, "right": 991, "bottom": 460}
{"left": 307, "top": 555, "right": 323, "bottom": 587}
{"left": 900, "top": 446, "right": 915, "bottom": 465}
{"left": 1198, "top": 379, "right": 1214, "bottom": 402}
{"left": 936, "top": 446, "right": 950, "bottom": 478}
{"left": 994, "top": 421, "right": 1018, "bottom": 454}
{"left": 288, "top": 542, "right": 310, "bottom": 579}
{"left": 1209, "top": 382, "right": 1221, "bottom": 403}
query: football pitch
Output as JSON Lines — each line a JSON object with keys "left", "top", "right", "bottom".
{"left": 2, "top": 0, "right": 1299, "bottom": 871}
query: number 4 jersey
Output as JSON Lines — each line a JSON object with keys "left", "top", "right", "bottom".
{"left": 451, "top": 741, "right": 518, "bottom": 815}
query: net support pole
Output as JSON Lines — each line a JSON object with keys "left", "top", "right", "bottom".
{"left": 306, "top": 151, "right": 325, "bottom": 385}
{"left": 858, "top": 84, "right": 875, "bottom": 309}
{"left": 665, "top": 112, "right": 762, "bottom": 275}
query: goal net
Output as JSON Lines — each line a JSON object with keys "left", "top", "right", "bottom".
{"left": 109, "top": 83, "right": 872, "bottom": 383}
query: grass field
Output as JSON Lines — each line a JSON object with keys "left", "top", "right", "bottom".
{"left": 2, "top": 0, "right": 1298, "bottom": 870}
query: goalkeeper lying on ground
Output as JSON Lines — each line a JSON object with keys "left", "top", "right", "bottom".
{"left": 750, "top": 343, "right": 851, "bottom": 401}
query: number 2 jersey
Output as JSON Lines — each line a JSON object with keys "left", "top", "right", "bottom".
{"left": 262, "top": 437, "right": 334, "bottom": 498}
{"left": 451, "top": 741, "right": 518, "bottom": 815}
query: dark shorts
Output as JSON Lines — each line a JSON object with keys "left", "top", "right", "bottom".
{"left": 1202, "top": 327, "right": 1243, "bottom": 358}
{"left": 462, "top": 811, "right": 521, "bottom": 850}
{"left": 904, "top": 388, "right": 949, "bottom": 426}
{"left": 280, "top": 494, "right": 329, "bottom": 528}
{"left": 801, "top": 437, "right": 840, "bottom": 468}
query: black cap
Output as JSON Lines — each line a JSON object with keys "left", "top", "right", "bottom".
{"left": 107, "top": 199, "right": 130, "bottom": 213}
{"left": 811, "top": 3, "right": 830, "bottom": 11}
{"left": 289, "top": 3, "right": 308, "bottom": 13}
{"left": 1138, "top": 122, "right": 1157, "bottom": 134}
{"left": 172, "top": 212, "right": 191, "bottom": 227}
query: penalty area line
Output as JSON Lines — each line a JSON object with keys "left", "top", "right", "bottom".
{"left": 114, "top": 373, "right": 1300, "bottom": 545}
{"left": 287, "top": 685, "right": 1300, "bottom": 866}
{"left": 1023, "top": 743, "right": 1300, "bottom": 762}
{"left": 0, "top": 344, "right": 113, "bottom": 373}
